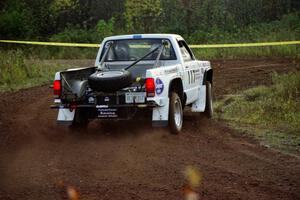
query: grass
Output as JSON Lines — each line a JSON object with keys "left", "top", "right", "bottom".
{"left": 214, "top": 71, "right": 300, "bottom": 154}
{"left": 193, "top": 45, "right": 300, "bottom": 60}
{"left": 0, "top": 50, "right": 69, "bottom": 92}
{"left": 1, "top": 43, "right": 299, "bottom": 61}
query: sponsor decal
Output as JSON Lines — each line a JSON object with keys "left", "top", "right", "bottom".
{"left": 133, "top": 35, "right": 142, "bottom": 39}
{"left": 97, "top": 108, "right": 118, "bottom": 118}
{"left": 155, "top": 78, "right": 164, "bottom": 95}
{"left": 188, "top": 70, "right": 202, "bottom": 84}
{"left": 88, "top": 96, "right": 95, "bottom": 104}
{"left": 104, "top": 96, "right": 110, "bottom": 102}
{"left": 164, "top": 67, "right": 177, "bottom": 74}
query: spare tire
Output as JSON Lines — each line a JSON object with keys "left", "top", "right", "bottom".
{"left": 88, "top": 70, "right": 132, "bottom": 92}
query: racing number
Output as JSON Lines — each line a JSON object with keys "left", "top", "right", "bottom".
{"left": 188, "top": 70, "right": 198, "bottom": 84}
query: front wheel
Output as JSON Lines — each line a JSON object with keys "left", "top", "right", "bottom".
{"left": 169, "top": 92, "right": 183, "bottom": 134}
{"left": 204, "top": 81, "right": 213, "bottom": 118}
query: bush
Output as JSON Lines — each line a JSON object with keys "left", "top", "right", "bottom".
{"left": 187, "top": 12, "right": 300, "bottom": 44}
{"left": 50, "top": 28, "right": 99, "bottom": 43}
{"left": 50, "top": 18, "right": 115, "bottom": 44}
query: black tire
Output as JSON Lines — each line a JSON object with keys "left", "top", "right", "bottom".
{"left": 69, "top": 109, "right": 89, "bottom": 129}
{"left": 169, "top": 92, "right": 183, "bottom": 134}
{"left": 88, "top": 70, "right": 132, "bottom": 92}
{"left": 204, "top": 81, "right": 213, "bottom": 118}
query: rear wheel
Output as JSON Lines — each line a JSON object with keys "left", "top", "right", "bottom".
{"left": 169, "top": 92, "right": 183, "bottom": 134}
{"left": 69, "top": 109, "right": 89, "bottom": 129}
{"left": 204, "top": 81, "right": 213, "bottom": 118}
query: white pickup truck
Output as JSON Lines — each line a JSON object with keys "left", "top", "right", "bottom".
{"left": 51, "top": 34, "right": 213, "bottom": 134}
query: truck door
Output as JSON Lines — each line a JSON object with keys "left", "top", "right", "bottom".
{"left": 178, "top": 40, "right": 200, "bottom": 104}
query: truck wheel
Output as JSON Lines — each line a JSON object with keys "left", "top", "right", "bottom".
{"left": 88, "top": 70, "right": 132, "bottom": 92}
{"left": 70, "top": 109, "right": 89, "bottom": 129}
{"left": 204, "top": 81, "right": 213, "bottom": 118}
{"left": 169, "top": 92, "right": 183, "bottom": 134}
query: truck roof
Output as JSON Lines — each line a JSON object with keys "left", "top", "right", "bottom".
{"left": 102, "top": 34, "right": 184, "bottom": 42}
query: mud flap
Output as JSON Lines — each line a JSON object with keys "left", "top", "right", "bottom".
{"left": 57, "top": 109, "right": 75, "bottom": 124}
{"left": 152, "top": 99, "right": 169, "bottom": 127}
{"left": 191, "top": 85, "right": 206, "bottom": 112}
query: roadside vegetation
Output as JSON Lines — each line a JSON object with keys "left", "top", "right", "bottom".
{"left": 0, "top": 50, "right": 68, "bottom": 92}
{"left": 215, "top": 71, "right": 300, "bottom": 154}
{"left": 0, "top": 0, "right": 299, "bottom": 59}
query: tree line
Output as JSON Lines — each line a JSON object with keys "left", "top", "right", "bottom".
{"left": 0, "top": 0, "right": 299, "bottom": 43}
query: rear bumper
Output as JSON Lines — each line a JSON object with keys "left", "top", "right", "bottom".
{"left": 50, "top": 102, "right": 157, "bottom": 109}
{"left": 51, "top": 102, "right": 158, "bottom": 120}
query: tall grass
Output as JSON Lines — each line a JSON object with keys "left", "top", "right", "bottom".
{"left": 1, "top": 43, "right": 299, "bottom": 61}
{"left": 215, "top": 71, "right": 300, "bottom": 153}
{"left": 0, "top": 50, "right": 68, "bottom": 92}
{"left": 193, "top": 45, "right": 300, "bottom": 60}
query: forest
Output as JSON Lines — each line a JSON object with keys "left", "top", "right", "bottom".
{"left": 0, "top": 0, "right": 299, "bottom": 44}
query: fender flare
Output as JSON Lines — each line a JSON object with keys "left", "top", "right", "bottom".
{"left": 203, "top": 69, "right": 213, "bottom": 85}
{"left": 168, "top": 77, "right": 185, "bottom": 106}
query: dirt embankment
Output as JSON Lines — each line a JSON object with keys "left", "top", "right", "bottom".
{"left": 0, "top": 59, "right": 299, "bottom": 200}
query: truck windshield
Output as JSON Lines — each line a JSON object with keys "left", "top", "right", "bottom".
{"left": 100, "top": 39, "right": 176, "bottom": 62}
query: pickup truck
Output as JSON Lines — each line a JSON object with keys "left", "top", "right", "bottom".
{"left": 51, "top": 34, "right": 213, "bottom": 134}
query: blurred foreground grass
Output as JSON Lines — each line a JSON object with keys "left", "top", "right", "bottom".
{"left": 215, "top": 71, "right": 300, "bottom": 154}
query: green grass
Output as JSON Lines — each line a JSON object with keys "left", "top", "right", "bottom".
{"left": 1, "top": 44, "right": 299, "bottom": 61}
{"left": 0, "top": 50, "right": 69, "bottom": 92}
{"left": 193, "top": 45, "right": 300, "bottom": 60}
{"left": 215, "top": 71, "right": 300, "bottom": 154}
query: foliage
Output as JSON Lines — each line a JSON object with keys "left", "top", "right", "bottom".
{"left": 96, "top": 17, "right": 115, "bottom": 40}
{"left": 215, "top": 71, "right": 300, "bottom": 153}
{"left": 50, "top": 28, "right": 98, "bottom": 43}
{"left": 187, "top": 12, "right": 300, "bottom": 44}
{"left": 0, "top": 0, "right": 34, "bottom": 38}
{"left": 50, "top": 0, "right": 79, "bottom": 12}
{"left": 125, "top": 0, "right": 162, "bottom": 33}
{"left": 0, "top": 0, "right": 299, "bottom": 41}
{"left": 49, "top": 17, "right": 115, "bottom": 43}
{"left": 0, "top": 0, "right": 299, "bottom": 60}
{"left": 0, "top": 50, "right": 68, "bottom": 91}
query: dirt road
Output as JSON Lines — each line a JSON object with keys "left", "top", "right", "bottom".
{"left": 0, "top": 59, "right": 300, "bottom": 200}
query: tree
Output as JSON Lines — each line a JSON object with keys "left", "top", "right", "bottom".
{"left": 161, "top": 0, "right": 186, "bottom": 34}
{"left": 125, "top": 0, "right": 162, "bottom": 33}
{"left": 181, "top": 0, "right": 192, "bottom": 35}
{"left": 0, "top": 0, "right": 34, "bottom": 39}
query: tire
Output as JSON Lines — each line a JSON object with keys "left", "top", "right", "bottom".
{"left": 69, "top": 109, "right": 89, "bottom": 129}
{"left": 169, "top": 92, "right": 183, "bottom": 134}
{"left": 204, "top": 81, "right": 213, "bottom": 118}
{"left": 88, "top": 70, "right": 132, "bottom": 92}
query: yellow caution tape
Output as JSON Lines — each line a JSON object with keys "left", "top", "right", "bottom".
{"left": 189, "top": 41, "right": 300, "bottom": 48}
{"left": 0, "top": 39, "right": 299, "bottom": 48}
{"left": 0, "top": 40, "right": 100, "bottom": 48}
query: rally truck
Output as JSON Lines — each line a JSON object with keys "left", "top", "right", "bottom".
{"left": 51, "top": 34, "right": 213, "bottom": 134}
